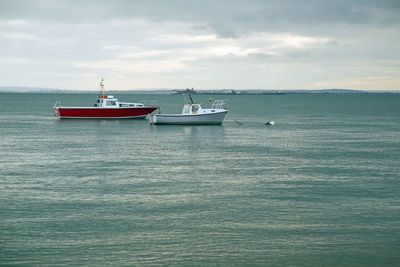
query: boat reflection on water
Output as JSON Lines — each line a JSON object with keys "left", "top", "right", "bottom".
{"left": 149, "top": 123, "right": 226, "bottom": 139}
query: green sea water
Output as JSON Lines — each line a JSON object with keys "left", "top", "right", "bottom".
{"left": 1, "top": 93, "right": 399, "bottom": 266}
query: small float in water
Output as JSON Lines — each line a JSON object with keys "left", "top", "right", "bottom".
{"left": 266, "top": 121, "right": 275, "bottom": 126}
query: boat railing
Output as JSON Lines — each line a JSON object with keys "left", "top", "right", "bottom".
{"left": 53, "top": 101, "right": 61, "bottom": 108}
{"left": 211, "top": 99, "right": 227, "bottom": 109}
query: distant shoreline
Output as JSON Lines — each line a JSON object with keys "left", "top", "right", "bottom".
{"left": 1, "top": 87, "right": 399, "bottom": 95}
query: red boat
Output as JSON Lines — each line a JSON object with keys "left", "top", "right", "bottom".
{"left": 54, "top": 80, "right": 158, "bottom": 119}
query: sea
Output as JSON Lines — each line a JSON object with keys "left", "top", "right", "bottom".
{"left": 1, "top": 93, "right": 399, "bottom": 266}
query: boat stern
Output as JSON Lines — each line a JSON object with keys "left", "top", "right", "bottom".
{"left": 148, "top": 114, "right": 157, "bottom": 124}
{"left": 53, "top": 101, "right": 61, "bottom": 118}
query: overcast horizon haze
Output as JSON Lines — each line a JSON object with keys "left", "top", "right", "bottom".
{"left": 1, "top": 0, "right": 399, "bottom": 91}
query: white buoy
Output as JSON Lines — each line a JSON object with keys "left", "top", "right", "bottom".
{"left": 266, "top": 121, "right": 275, "bottom": 126}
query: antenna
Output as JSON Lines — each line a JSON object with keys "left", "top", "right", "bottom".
{"left": 181, "top": 92, "right": 188, "bottom": 104}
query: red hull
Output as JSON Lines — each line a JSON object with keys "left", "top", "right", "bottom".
{"left": 54, "top": 107, "right": 158, "bottom": 119}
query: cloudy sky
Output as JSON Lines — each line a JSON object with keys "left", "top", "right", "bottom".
{"left": 1, "top": 0, "right": 399, "bottom": 90}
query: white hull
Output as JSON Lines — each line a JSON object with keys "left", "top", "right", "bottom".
{"left": 150, "top": 110, "right": 227, "bottom": 125}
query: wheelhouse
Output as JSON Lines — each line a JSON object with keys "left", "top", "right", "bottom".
{"left": 96, "top": 95, "right": 145, "bottom": 108}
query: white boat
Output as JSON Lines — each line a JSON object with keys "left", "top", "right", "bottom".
{"left": 149, "top": 97, "right": 228, "bottom": 125}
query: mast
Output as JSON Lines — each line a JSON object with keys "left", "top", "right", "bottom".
{"left": 100, "top": 78, "right": 105, "bottom": 97}
{"left": 182, "top": 88, "right": 195, "bottom": 104}
{"left": 188, "top": 94, "right": 194, "bottom": 104}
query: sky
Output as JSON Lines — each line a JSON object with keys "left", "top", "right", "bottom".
{"left": 0, "top": 0, "right": 399, "bottom": 91}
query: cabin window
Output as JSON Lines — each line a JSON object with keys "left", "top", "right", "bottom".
{"left": 192, "top": 105, "right": 199, "bottom": 113}
{"left": 106, "top": 100, "right": 116, "bottom": 106}
{"left": 184, "top": 105, "right": 190, "bottom": 114}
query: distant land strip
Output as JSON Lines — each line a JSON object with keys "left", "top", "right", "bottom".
{"left": 0, "top": 87, "right": 399, "bottom": 95}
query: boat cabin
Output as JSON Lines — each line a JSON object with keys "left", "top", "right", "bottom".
{"left": 182, "top": 104, "right": 202, "bottom": 114}
{"left": 181, "top": 100, "right": 227, "bottom": 115}
{"left": 96, "top": 95, "right": 145, "bottom": 108}
{"left": 181, "top": 103, "right": 222, "bottom": 115}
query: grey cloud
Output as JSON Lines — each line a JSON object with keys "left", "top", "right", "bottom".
{"left": 1, "top": 0, "right": 399, "bottom": 36}
{"left": 286, "top": 51, "right": 311, "bottom": 59}
{"left": 206, "top": 23, "right": 239, "bottom": 39}
{"left": 247, "top": 52, "right": 275, "bottom": 60}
